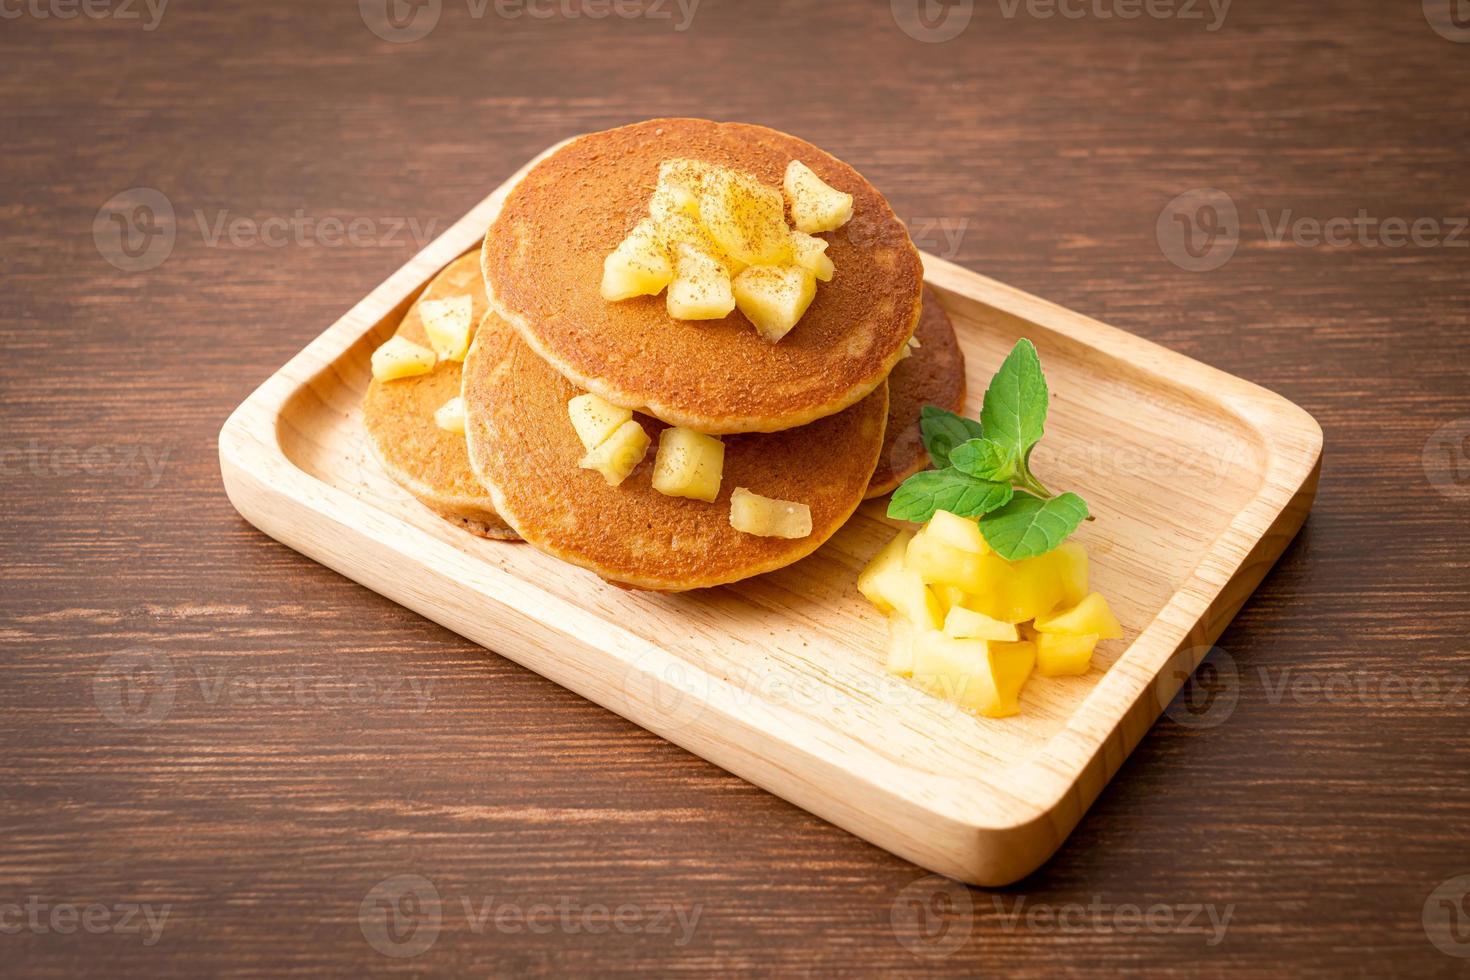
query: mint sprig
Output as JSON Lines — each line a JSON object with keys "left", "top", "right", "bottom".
{"left": 978, "top": 492, "right": 1089, "bottom": 558}
{"left": 885, "top": 338, "right": 1091, "bottom": 560}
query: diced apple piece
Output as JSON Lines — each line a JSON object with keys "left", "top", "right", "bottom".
{"left": 578, "top": 418, "right": 650, "bottom": 487}
{"left": 420, "top": 294, "right": 475, "bottom": 362}
{"left": 1035, "top": 632, "right": 1099, "bottom": 677}
{"left": 857, "top": 531, "right": 943, "bottom": 630}
{"left": 1034, "top": 592, "right": 1123, "bottom": 640}
{"left": 927, "top": 510, "right": 990, "bottom": 555}
{"left": 789, "top": 230, "right": 835, "bottom": 282}
{"left": 650, "top": 160, "right": 710, "bottom": 224}
{"left": 567, "top": 393, "right": 633, "bottom": 452}
{"left": 651, "top": 426, "right": 725, "bottom": 502}
{"left": 885, "top": 614, "right": 915, "bottom": 677}
{"left": 1053, "top": 540, "right": 1089, "bottom": 608}
{"left": 699, "top": 167, "right": 793, "bottom": 266}
{"left": 732, "top": 265, "right": 817, "bottom": 343}
{"left": 783, "top": 160, "right": 854, "bottom": 234}
{"left": 906, "top": 530, "right": 1007, "bottom": 596}
{"left": 602, "top": 218, "right": 674, "bottom": 301}
{"left": 371, "top": 336, "right": 436, "bottom": 381}
{"left": 433, "top": 396, "right": 466, "bottom": 435}
{"left": 988, "top": 640, "right": 1037, "bottom": 716}
{"left": 858, "top": 532, "right": 909, "bottom": 612}
{"left": 911, "top": 633, "right": 1035, "bottom": 718}
{"left": 1000, "top": 553, "right": 1066, "bottom": 625}
{"left": 666, "top": 244, "right": 736, "bottom": 320}
{"left": 942, "top": 606, "right": 1019, "bottom": 642}
{"left": 657, "top": 158, "right": 715, "bottom": 206}
{"left": 910, "top": 631, "right": 990, "bottom": 710}
{"left": 650, "top": 183, "right": 700, "bottom": 225}
{"left": 729, "top": 487, "right": 811, "bottom": 539}
{"left": 934, "top": 584, "right": 968, "bottom": 615}
{"left": 654, "top": 212, "right": 741, "bottom": 274}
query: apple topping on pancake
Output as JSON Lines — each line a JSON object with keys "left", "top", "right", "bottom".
{"left": 729, "top": 488, "right": 812, "bottom": 540}
{"left": 600, "top": 156, "right": 853, "bottom": 343}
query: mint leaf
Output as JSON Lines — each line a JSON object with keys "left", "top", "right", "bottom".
{"left": 888, "top": 468, "right": 1014, "bottom": 524}
{"left": 980, "top": 492, "right": 1089, "bottom": 560}
{"left": 949, "top": 438, "right": 1015, "bottom": 482}
{"left": 980, "top": 339, "right": 1049, "bottom": 469}
{"left": 919, "top": 405, "right": 984, "bottom": 469}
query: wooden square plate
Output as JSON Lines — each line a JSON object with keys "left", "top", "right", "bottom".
{"left": 219, "top": 146, "right": 1321, "bottom": 886}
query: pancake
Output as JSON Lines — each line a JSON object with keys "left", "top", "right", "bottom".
{"left": 482, "top": 118, "right": 923, "bottom": 435}
{"left": 865, "top": 287, "right": 968, "bottom": 498}
{"left": 362, "top": 253, "right": 518, "bottom": 541}
{"left": 462, "top": 313, "right": 889, "bottom": 591}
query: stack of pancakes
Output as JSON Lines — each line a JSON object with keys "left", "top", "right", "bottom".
{"left": 364, "top": 119, "right": 966, "bottom": 592}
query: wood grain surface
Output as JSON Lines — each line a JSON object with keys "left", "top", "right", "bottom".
{"left": 2, "top": 0, "right": 1468, "bottom": 975}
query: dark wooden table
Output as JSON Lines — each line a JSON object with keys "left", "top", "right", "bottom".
{"left": 4, "top": 0, "right": 1469, "bottom": 974}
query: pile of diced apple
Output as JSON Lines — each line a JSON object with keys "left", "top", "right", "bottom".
{"left": 601, "top": 158, "right": 853, "bottom": 343}
{"left": 857, "top": 511, "right": 1122, "bottom": 718}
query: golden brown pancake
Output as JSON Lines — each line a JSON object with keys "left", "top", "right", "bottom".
{"left": 865, "top": 288, "right": 968, "bottom": 498}
{"left": 462, "top": 313, "right": 889, "bottom": 591}
{"left": 482, "top": 118, "right": 923, "bottom": 435}
{"left": 363, "top": 253, "right": 518, "bottom": 541}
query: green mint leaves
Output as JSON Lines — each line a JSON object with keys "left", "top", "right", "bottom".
{"left": 888, "top": 469, "right": 1013, "bottom": 524}
{"left": 979, "top": 338, "right": 1049, "bottom": 474}
{"left": 918, "top": 405, "right": 984, "bottom": 468}
{"left": 978, "top": 492, "right": 1090, "bottom": 559}
{"left": 949, "top": 437, "right": 1014, "bottom": 483}
{"left": 886, "top": 338, "right": 1090, "bottom": 560}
